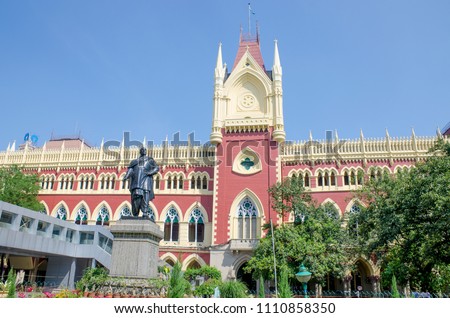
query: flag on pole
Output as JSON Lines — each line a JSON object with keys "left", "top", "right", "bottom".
{"left": 248, "top": 3, "right": 255, "bottom": 15}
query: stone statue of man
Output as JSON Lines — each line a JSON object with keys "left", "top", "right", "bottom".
{"left": 123, "top": 147, "right": 159, "bottom": 217}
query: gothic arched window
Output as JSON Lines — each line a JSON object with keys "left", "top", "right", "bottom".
{"left": 188, "top": 208, "right": 205, "bottom": 243}
{"left": 120, "top": 205, "right": 132, "bottom": 218}
{"left": 236, "top": 197, "right": 258, "bottom": 239}
{"left": 96, "top": 205, "right": 110, "bottom": 226}
{"left": 56, "top": 205, "right": 67, "bottom": 220}
{"left": 146, "top": 206, "right": 156, "bottom": 222}
{"left": 164, "top": 207, "right": 179, "bottom": 242}
{"left": 75, "top": 205, "right": 88, "bottom": 225}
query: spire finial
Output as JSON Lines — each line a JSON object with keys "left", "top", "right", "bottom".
{"left": 437, "top": 126, "right": 443, "bottom": 138}
{"left": 273, "top": 39, "right": 281, "bottom": 67}
{"left": 216, "top": 42, "right": 223, "bottom": 69}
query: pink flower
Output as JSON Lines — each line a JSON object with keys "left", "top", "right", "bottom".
{"left": 18, "top": 292, "right": 26, "bottom": 298}
{"left": 26, "top": 287, "right": 33, "bottom": 292}
{"left": 43, "top": 291, "right": 55, "bottom": 298}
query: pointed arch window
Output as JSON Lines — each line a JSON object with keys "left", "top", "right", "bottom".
{"left": 323, "top": 202, "right": 339, "bottom": 219}
{"left": 75, "top": 205, "right": 88, "bottom": 225}
{"left": 120, "top": 205, "right": 132, "bottom": 218}
{"left": 155, "top": 176, "right": 160, "bottom": 190}
{"left": 189, "top": 208, "right": 205, "bottom": 243}
{"left": 79, "top": 177, "right": 85, "bottom": 190}
{"left": 145, "top": 206, "right": 156, "bottom": 222}
{"left": 324, "top": 172, "right": 330, "bottom": 186}
{"left": 178, "top": 176, "right": 183, "bottom": 189}
{"left": 56, "top": 205, "right": 67, "bottom": 220}
{"left": 318, "top": 172, "right": 323, "bottom": 187}
{"left": 164, "top": 207, "right": 179, "bottom": 242}
{"left": 172, "top": 176, "right": 177, "bottom": 189}
{"left": 304, "top": 173, "right": 310, "bottom": 187}
{"left": 330, "top": 172, "right": 336, "bottom": 186}
{"left": 96, "top": 205, "right": 110, "bottom": 226}
{"left": 236, "top": 197, "right": 258, "bottom": 239}
{"left": 344, "top": 171, "right": 350, "bottom": 186}
{"left": 349, "top": 204, "right": 362, "bottom": 238}
{"left": 167, "top": 176, "right": 172, "bottom": 189}
{"left": 202, "top": 176, "right": 208, "bottom": 190}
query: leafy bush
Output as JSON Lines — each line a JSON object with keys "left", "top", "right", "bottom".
{"left": 258, "top": 275, "right": 265, "bottom": 298}
{"left": 55, "top": 289, "right": 80, "bottom": 298}
{"left": 184, "top": 265, "right": 222, "bottom": 281}
{"left": 167, "top": 262, "right": 191, "bottom": 298}
{"left": 391, "top": 275, "right": 401, "bottom": 298}
{"left": 6, "top": 268, "right": 17, "bottom": 298}
{"left": 193, "top": 279, "right": 222, "bottom": 298}
{"left": 278, "top": 266, "right": 292, "bottom": 298}
{"left": 75, "top": 267, "right": 109, "bottom": 292}
{"left": 219, "top": 280, "right": 248, "bottom": 298}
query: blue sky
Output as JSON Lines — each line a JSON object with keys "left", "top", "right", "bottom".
{"left": 1, "top": 0, "right": 449, "bottom": 148}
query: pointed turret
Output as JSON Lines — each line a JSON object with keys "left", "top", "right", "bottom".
{"left": 334, "top": 130, "right": 339, "bottom": 143}
{"left": 215, "top": 43, "right": 226, "bottom": 84}
{"left": 11, "top": 140, "right": 16, "bottom": 151}
{"left": 272, "top": 40, "right": 282, "bottom": 80}
{"left": 6, "top": 142, "right": 10, "bottom": 152}
{"left": 436, "top": 126, "right": 443, "bottom": 139}
{"left": 271, "top": 39, "right": 286, "bottom": 143}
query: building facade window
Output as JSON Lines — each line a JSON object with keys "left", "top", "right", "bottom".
{"left": 75, "top": 205, "right": 88, "bottom": 225}
{"left": 164, "top": 207, "right": 179, "bottom": 242}
{"left": 236, "top": 197, "right": 258, "bottom": 239}
{"left": 56, "top": 205, "right": 67, "bottom": 220}
{"left": 120, "top": 206, "right": 132, "bottom": 218}
{"left": 188, "top": 208, "right": 205, "bottom": 243}
{"left": 96, "top": 205, "right": 110, "bottom": 226}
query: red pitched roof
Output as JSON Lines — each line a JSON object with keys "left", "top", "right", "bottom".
{"left": 232, "top": 36, "right": 265, "bottom": 71}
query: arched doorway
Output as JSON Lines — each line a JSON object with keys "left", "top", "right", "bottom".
{"left": 186, "top": 260, "right": 201, "bottom": 270}
{"left": 349, "top": 260, "right": 372, "bottom": 293}
{"left": 236, "top": 262, "right": 256, "bottom": 292}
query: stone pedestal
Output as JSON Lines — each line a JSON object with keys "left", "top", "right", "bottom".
{"left": 109, "top": 217, "right": 163, "bottom": 279}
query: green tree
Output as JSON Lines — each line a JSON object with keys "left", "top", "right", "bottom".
{"left": 167, "top": 262, "right": 191, "bottom": 298}
{"left": 0, "top": 165, "right": 43, "bottom": 211}
{"left": 6, "top": 268, "right": 16, "bottom": 298}
{"left": 278, "top": 265, "right": 292, "bottom": 298}
{"left": 258, "top": 275, "right": 265, "bottom": 298}
{"left": 352, "top": 139, "right": 450, "bottom": 292}
{"left": 246, "top": 177, "right": 348, "bottom": 291}
{"left": 184, "top": 265, "right": 222, "bottom": 282}
{"left": 391, "top": 275, "right": 400, "bottom": 298}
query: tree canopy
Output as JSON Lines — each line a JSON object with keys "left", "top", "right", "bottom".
{"left": 246, "top": 177, "right": 349, "bottom": 287}
{"left": 0, "top": 165, "right": 43, "bottom": 211}
{"left": 351, "top": 139, "right": 450, "bottom": 292}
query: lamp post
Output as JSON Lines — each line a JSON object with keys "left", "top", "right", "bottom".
{"left": 295, "top": 263, "right": 312, "bottom": 298}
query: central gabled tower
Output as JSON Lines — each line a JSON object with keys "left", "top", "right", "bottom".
{"left": 210, "top": 29, "right": 285, "bottom": 144}
{"left": 209, "top": 28, "right": 285, "bottom": 255}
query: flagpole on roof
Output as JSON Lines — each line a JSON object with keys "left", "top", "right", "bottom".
{"left": 248, "top": 3, "right": 251, "bottom": 35}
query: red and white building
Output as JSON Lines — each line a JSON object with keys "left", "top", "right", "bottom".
{"left": 1, "top": 30, "right": 446, "bottom": 292}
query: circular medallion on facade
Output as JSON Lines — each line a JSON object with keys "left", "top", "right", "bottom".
{"left": 238, "top": 94, "right": 257, "bottom": 110}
